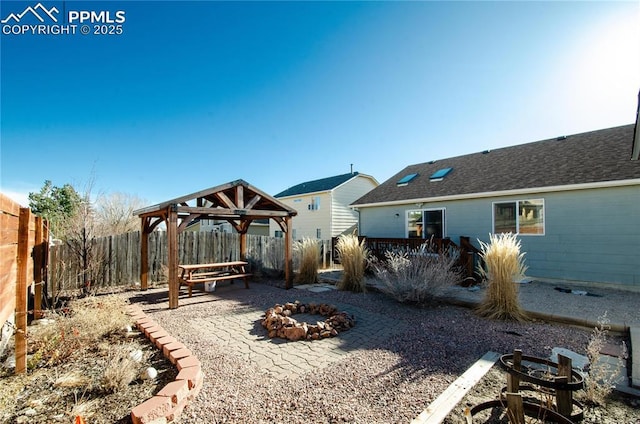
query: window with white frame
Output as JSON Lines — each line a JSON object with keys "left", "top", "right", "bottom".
{"left": 308, "top": 196, "right": 320, "bottom": 211}
{"left": 493, "top": 199, "right": 544, "bottom": 235}
{"left": 407, "top": 208, "right": 445, "bottom": 239}
{"left": 274, "top": 230, "right": 283, "bottom": 238}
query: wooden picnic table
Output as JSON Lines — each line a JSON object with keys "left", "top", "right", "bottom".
{"left": 178, "top": 261, "right": 252, "bottom": 296}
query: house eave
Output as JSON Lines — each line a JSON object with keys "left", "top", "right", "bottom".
{"left": 351, "top": 179, "right": 640, "bottom": 208}
{"left": 277, "top": 189, "right": 333, "bottom": 200}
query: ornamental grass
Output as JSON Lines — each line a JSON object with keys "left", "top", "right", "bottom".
{"left": 294, "top": 237, "right": 320, "bottom": 284}
{"left": 335, "top": 234, "right": 369, "bottom": 293}
{"left": 475, "top": 233, "right": 529, "bottom": 321}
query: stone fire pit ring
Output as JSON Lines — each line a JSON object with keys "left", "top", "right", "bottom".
{"left": 261, "top": 301, "right": 355, "bottom": 341}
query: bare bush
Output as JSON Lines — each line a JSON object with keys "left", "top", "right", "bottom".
{"left": 372, "top": 247, "right": 461, "bottom": 304}
{"left": 28, "top": 295, "right": 132, "bottom": 368}
{"left": 101, "top": 345, "right": 140, "bottom": 393}
{"left": 475, "top": 233, "right": 529, "bottom": 321}
{"left": 583, "top": 312, "right": 628, "bottom": 406}
{"left": 335, "top": 234, "right": 369, "bottom": 293}
{"left": 294, "top": 238, "right": 319, "bottom": 284}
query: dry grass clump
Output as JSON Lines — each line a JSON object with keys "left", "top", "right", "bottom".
{"left": 475, "top": 233, "right": 529, "bottom": 321}
{"left": 583, "top": 312, "right": 628, "bottom": 406}
{"left": 373, "top": 247, "right": 461, "bottom": 304}
{"left": 101, "top": 345, "right": 140, "bottom": 393}
{"left": 28, "top": 295, "right": 132, "bottom": 368}
{"left": 294, "top": 238, "right": 320, "bottom": 284}
{"left": 335, "top": 234, "right": 369, "bottom": 293}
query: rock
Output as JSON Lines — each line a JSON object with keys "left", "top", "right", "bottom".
{"left": 4, "top": 354, "right": 16, "bottom": 369}
{"left": 141, "top": 367, "right": 158, "bottom": 380}
{"left": 129, "top": 349, "right": 143, "bottom": 362}
{"left": 22, "top": 408, "right": 37, "bottom": 416}
{"left": 284, "top": 325, "right": 307, "bottom": 341}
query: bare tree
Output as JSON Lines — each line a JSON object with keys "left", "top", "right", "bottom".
{"left": 95, "top": 192, "right": 147, "bottom": 236}
{"left": 59, "top": 179, "right": 104, "bottom": 292}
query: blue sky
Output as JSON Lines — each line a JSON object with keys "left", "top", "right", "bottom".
{"left": 1, "top": 0, "right": 639, "bottom": 207}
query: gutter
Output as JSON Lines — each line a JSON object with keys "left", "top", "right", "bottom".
{"left": 352, "top": 179, "right": 640, "bottom": 208}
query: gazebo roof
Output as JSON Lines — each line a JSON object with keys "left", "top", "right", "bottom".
{"left": 133, "top": 179, "right": 298, "bottom": 221}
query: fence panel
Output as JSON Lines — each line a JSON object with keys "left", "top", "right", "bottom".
{"left": 48, "top": 231, "right": 311, "bottom": 291}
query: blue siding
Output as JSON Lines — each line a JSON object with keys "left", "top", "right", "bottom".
{"left": 359, "top": 185, "right": 640, "bottom": 289}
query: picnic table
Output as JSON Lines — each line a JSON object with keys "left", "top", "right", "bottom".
{"left": 178, "top": 261, "right": 252, "bottom": 296}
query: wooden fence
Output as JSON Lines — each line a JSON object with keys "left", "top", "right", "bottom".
{"left": 0, "top": 193, "right": 48, "bottom": 373}
{"left": 49, "top": 232, "right": 335, "bottom": 292}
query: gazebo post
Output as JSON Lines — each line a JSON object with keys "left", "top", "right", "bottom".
{"left": 167, "top": 205, "right": 179, "bottom": 309}
{"left": 285, "top": 216, "right": 293, "bottom": 289}
{"left": 140, "top": 217, "right": 149, "bottom": 291}
{"left": 240, "top": 231, "right": 247, "bottom": 261}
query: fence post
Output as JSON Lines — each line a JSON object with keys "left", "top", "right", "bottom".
{"left": 15, "top": 207, "right": 30, "bottom": 374}
{"left": 33, "top": 217, "right": 44, "bottom": 319}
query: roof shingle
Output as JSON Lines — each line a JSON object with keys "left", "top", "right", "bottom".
{"left": 353, "top": 124, "right": 639, "bottom": 206}
{"left": 275, "top": 172, "right": 360, "bottom": 198}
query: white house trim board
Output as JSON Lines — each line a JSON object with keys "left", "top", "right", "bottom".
{"left": 352, "top": 179, "right": 640, "bottom": 209}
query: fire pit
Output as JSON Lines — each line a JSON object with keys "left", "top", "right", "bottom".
{"left": 261, "top": 301, "right": 355, "bottom": 341}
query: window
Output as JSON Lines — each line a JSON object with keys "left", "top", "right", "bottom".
{"left": 316, "top": 229, "right": 321, "bottom": 239}
{"left": 397, "top": 173, "right": 418, "bottom": 186}
{"left": 308, "top": 196, "right": 320, "bottom": 211}
{"left": 274, "top": 230, "right": 283, "bottom": 238}
{"left": 429, "top": 167, "right": 452, "bottom": 181}
{"left": 493, "top": 199, "right": 544, "bottom": 235}
{"left": 407, "top": 208, "right": 445, "bottom": 239}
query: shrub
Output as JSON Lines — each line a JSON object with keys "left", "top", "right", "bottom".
{"left": 102, "top": 345, "right": 140, "bottom": 393}
{"left": 583, "top": 312, "right": 628, "bottom": 406}
{"left": 373, "top": 246, "right": 461, "bottom": 304}
{"left": 336, "top": 234, "right": 369, "bottom": 293}
{"left": 475, "top": 233, "right": 529, "bottom": 321}
{"left": 28, "top": 295, "right": 132, "bottom": 367}
{"left": 294, "top": 238, "right": 320, "bottom": 284}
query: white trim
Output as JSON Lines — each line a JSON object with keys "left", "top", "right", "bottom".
{"left": 278, "top": 189, "right": 331, "bottom": 200}
{"left": 406, "top": 207, "right": 446, "bottom": 239}
{"left": 352, "top": 179, "right": 640, "bottom": 208}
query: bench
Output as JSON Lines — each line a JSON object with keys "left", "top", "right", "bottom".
{"left": 178, "top": 261, "right": 252, "bottom": 297}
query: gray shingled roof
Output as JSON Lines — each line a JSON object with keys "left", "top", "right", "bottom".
{"left": 353, "top": 124, "right": 638, "bottom": 206}
{"left": 275, "top": 172, "right": 360, "bottom": 198}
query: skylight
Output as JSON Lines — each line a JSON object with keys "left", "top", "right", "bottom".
{"left": 430, "top": 167, "right": 452, "bottom": 181}
{"left": 396, "top": 173, "right": 418, "bottom": 186}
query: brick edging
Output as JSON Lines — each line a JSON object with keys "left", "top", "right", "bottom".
{"left": 125, "top": 304, "right": 204, "bottom": 424}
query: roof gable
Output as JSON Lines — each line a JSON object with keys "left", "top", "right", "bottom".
{"left": 353, "top": 124, "right": 639, "bottom": 206}
{"left": 134, "top": 179, "right": 297, "bottom": 218}
{"left": 275, "top": 172, "right": 361, "bottom": 198}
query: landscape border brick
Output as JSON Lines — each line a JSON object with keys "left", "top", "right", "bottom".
{"left": 126, "top": 304, "right": 203, "bottom": 423}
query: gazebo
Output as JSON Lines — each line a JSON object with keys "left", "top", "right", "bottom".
{"left": 134, "top": 180, "right": 297, "bottom": 308}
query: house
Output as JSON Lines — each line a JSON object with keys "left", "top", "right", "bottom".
{"left": 351, "top": 124, "right": 640, "bottom": 290}
{"left": 185, "top": 217, "right": 270, "bottom": 236}
{"left": 271, "top": 172, "right": 379, "bottom": 240}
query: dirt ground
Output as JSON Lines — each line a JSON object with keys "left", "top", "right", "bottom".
{"left": 443, "top": 365, "right": 640, "bottom": 424}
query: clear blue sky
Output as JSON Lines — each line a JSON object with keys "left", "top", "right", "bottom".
{"left": 1, "top": 0, "right": 639, "bottom": 207}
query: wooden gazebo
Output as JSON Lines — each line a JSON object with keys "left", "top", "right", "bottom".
{"left": 134, "top": 180, "right": 297, "bottom": 309}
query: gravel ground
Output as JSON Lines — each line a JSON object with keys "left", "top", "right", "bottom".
{"left": 131, "top": 279, "right": 630, "bottom": 424}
